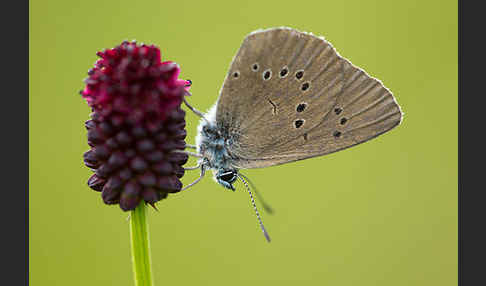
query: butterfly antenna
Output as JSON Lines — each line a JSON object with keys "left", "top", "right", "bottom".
{"left": 239, "top": 173, "right": 274, "bottom": 214}
{"left": 237, "top": 174, "right": 271, "bottom": 242}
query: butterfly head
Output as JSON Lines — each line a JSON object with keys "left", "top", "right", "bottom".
{"left": 215, "top": 169, "right": 238, "bottom": 191}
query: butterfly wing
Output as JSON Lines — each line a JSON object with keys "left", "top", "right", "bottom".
{"left": 215, "top": 27, "right": 402, "bottom": 169}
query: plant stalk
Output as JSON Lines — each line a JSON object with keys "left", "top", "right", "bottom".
{"left": 130, "top": 203, "right": 153, "bottom": 286}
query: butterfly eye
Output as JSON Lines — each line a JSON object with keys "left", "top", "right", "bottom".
{"left": 280, "top": 67, "right": 289, "bottom": 78}
{"left": 218, "top": 170, "right": 237, "bottom": 184}
{"left": 232, "top": 71, "right": 240, "bottom": 78}
{"left": 333, "top": 131, "right": 342, "bottom": 138}
{"left": 295, "top": 70, "right": 304, "bottom": 80}
{"left": 334, "top": 107, "right": 343, "bottom": 115}
{"left": 252, "top": 63, "right": 259, "bottom": 71}
{"left": 340, "top": 118, "right": 347, "bottom": 125}
{"left": 263, "top": 69, "right": 272, "bottom": 80}
{"left": 294, "top": 119, "right": 304, "bottom": 128}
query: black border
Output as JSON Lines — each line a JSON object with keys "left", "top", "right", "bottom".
{"left": 1, "top": 0, "right": 29, "bottom": 283}
{"left": 459, "top": 1, "right": 486, "bottom": 285}
{"left": 7, "top": 0, "right": 483, "bottom": 285}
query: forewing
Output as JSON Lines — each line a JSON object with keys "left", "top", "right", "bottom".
{"left": 215, "top": 28, "right": 402, "bottom": 169}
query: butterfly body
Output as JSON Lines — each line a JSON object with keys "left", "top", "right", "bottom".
{"left": 195, "top": 105, "right": 240, "bottom": 190}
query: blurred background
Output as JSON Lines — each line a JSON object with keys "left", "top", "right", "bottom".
{"left": 30, "top": 0, "right": 457, "bottom": 285}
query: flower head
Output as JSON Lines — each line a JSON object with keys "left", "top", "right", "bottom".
{"left": 81, "top": 41, "right": 190, "bottom": 211}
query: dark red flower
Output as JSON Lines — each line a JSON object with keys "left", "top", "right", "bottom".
{"left": 81, "top": 41, "right": 190, "bottom": 211}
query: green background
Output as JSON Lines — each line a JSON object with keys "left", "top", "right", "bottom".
{"left": 30, "top": 0, "right": 457, "bottom": 285}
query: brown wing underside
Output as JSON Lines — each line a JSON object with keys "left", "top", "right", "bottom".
{"left": 215, "top": 27, "right": 402, "bottom": 169}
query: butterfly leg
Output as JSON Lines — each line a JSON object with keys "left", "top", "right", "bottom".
{"left": 182, "top": 145, "right": 202, "bottom": 170}
{"left": 171, "top": 149, "right": 202, "bottom": 158}
{"left": 181, "top": 165, "right": 206, "bottom": 191}
{"left": 183, "top": 98, "right": 210, "bottom": 123}
{"left": 184, "top": 162, "right": 201, "bottom": 170}
{"left": 185, "top": 144, "right": 197, "bottom": 150}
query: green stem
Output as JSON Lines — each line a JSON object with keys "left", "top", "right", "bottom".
{"left": 130, "top": 203, "right": 153, "bottom": 286}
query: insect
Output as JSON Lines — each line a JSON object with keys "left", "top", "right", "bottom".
{"left": 181, "top": 27, "right": 403, "bottom": 242}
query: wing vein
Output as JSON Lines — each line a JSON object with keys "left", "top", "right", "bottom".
{"left": 310, "top": 52, "right": 340, "bottom": 82}
{"left": 287, "top": 36, "right": 310, "bottom": 69}
{"left": 348, "top": 91, "right": 391, "bottom": 120}
{"left": 342, "top": 80, "right": 380, "bottom": 110}
{"left": 312, "top": 68, "right": 341, "bottom": 99}
{"left": 345, "top": 110, "right": 401, "bottom": 133}
{"left": 303, "top": 41, "right": 328, "bottom": 70}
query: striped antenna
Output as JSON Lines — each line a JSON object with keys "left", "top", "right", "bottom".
{"left": 239, "top": 173, "right": 274, "bottom": 214}
{"left": 237, "top": 174, "right": 271, "bottom": 242}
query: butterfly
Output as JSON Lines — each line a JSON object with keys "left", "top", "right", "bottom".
{"left": 181, "top": 27, "right": 403, "bottom": 242}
